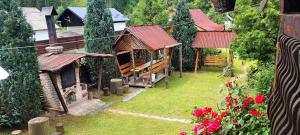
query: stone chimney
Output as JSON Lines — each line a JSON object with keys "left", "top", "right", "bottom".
{"left": 42, "top": 6, "right": 63, "bottom": 54}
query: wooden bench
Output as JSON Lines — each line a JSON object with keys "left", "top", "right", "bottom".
{"left": 205, "top": 56, "right": 227, "bottom": 67}
{"left": 119, "top": 63, "right": 132, "bottom": 83}
{"left": 142, "top": 60, "right": 166, "bottom": 84}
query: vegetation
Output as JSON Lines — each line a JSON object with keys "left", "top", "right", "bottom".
{"left": 129, "top": 0, "right": 169, "bottom": 26}
{"left": 172, "top": 0, "right": 197, "bottom": 71}
{"left": 84, "top": 0, "right": 117, "bottom": 87}
{"left": 0, "top": 0, "right": 43, "bottom": 127}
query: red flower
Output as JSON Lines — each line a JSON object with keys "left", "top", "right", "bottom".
{"left": 226, "top": 102, "right": 232, "bottom": 108}
{"left": 207, "top": 120, "right": 220, "bottom": 133}
{"left": 246, "top": 97, "right": 254, "bottom": 102}
{"left": 233, "top": 106, "right": 239, "bottom": 112}
{"left": 249, "top": 110, "right": 261, "bottom": 117}
{"left": 221, "top": 112, "right": 227, "bottom": 117}
{"left": 226, "top": 96, "right": 233, "bottom": 102}
{"left": 179, "top": 131, "right": 187, "bottom": 135}
{"left": 242, "top": 100, "right": 250, "bottom": 109}
{"left": 216, "top": 116, "right": 223, "bottom": 122}
{"left": 225, "top": 82, "right": 233, "bottom": 88}
{"left": 201, "top": 119, "right": 210, "bottom": 126}
{"left": 211, "top": 112, "right": 218, "bottom": 118}
{"left": 203, "top": 107, "right": 212, "bottom": 114}
{"left": 233, "top": 99, "right": 239, "bottom": 104}
{"left": 233, "top": 119, "right": 238, "bottom": 125}
{"left": 193, "top": 124, "right": 201, "bottom": 134}
{"left": 255, "top": 95, "right": 266, "bottom": 104}
{"left": 193, "top": 108, "right": 204, "bottom": 118}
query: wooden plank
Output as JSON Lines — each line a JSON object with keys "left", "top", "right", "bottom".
{"left": 194, "top": 49, "right": 200, "bottom": 72}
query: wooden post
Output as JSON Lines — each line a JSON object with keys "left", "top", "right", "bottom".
{"left": 164, "top": 47, "right": 169, "bottom": 88}
{"left": 148, "top": 54, "right": 154, "bottom": 86}
{"left": 130, "top": 51, "right": 137, "bottom": 84}
{"left": 97, "top": 59, "right": 103, "bottom": 92}
{"left": 229, "top": 49, "right": 234, "bottom": 64}
{"left": 194, "top": 49, "right": 200, "bottom": 72}
{"left": 179, "top": 44, "right": 183, "bottom": 78}
{"left": 199, "top": 49, "right": 202, "bottom": 70}
{"left": 49, "top": 73, "right": 68, "bottom": 113}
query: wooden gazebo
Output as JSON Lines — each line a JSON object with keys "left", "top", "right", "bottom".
{"left": 193, "top": 31, "right": 236, "bottom": 72}
{"left": 114, "top": 25, "right": 181, "bottom": 87}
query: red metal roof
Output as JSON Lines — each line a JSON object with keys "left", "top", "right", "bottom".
{"left": 192, "top": 31, "right": 236, "bottom": 48}
{"left": 189, "top": 9, "right": 224, "bottom": 31}
{"left": 38, "top": 53, "right": 113, "bottom": 72}
{"left": 127, "top": 25, "right": 178, "bottom": 51}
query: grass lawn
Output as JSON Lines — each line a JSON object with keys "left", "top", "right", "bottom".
{"left": 110, "top": 71, "right": 229, "bottom": 119}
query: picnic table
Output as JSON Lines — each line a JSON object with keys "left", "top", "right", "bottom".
{"left": 131, "top": 60, "right": 160, "bottom": 72}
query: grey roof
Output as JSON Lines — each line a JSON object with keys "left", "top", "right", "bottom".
{"left": 41, "top": 6, "right": 58, "bottom": 16}
{"left": 21, "top": 7, "right": 48, "bottom": 31}
{"left": 66, "top": 7, "right": 130, "bottom": 22}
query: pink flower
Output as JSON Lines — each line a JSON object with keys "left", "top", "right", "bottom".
{"left": 193, "top": 108, "right": 204, "bottom": 118}
{"left": 179, "top": 131, "right": 187, "bottom": 135}
{"left": 194, "top": 124, "right": 201, "bottom": 134}
{"left": 255, "top": 95, "right": 266, "bottom": 104}
{"left": 207, "top": 120, "right": 220, "bottom": 133}
{"left": 201, "top": 119, "right": 210, "bottom": 126}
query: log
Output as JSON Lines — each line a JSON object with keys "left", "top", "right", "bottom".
{"left": 103, "top": 87, "right": 110, "bottom": 96}
{"left": 123, "top": 85, "right": 129, "bottom": 93}
{"left": 55, "top": 123, "right": 64, "bottom": 134}
{"left": 28, "top": 117, "right": 50, "bottom": 135}
{"left": 11, "top": 130, "right": 22, "bottom": 135}
{"left": 110, "top": 79, "right": 122, "bottom": 94}
{"left": 116, "top": 86, "right": 124, "bottom": 96}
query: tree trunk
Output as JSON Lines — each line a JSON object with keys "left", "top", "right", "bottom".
{"left": 28, "top": 117, "right": 50, "bottom": 135}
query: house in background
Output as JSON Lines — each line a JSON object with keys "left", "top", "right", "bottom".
{"left": 57, "top": 7, "right": 130, "bottom": 34}
{"left": 21, "top": 7, "right": 58, "bottom": 41}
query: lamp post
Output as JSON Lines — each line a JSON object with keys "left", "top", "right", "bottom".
{"left": 0, "top": 66, "right": 9, "bottom": 80}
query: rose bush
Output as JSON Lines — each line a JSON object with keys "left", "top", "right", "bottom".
{"left": 181, "top": 80, "right": 270, "bottom": 135}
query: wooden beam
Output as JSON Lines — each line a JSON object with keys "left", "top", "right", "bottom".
{"left": 164, "top": 47, "right": 169, "bottom": 88}
{"left": 49, "top": 73, "right": 68, "bottom": 113}
{"left": 148, "top": 55, "right": 154, "bottom": 86}
{"left": 131, "top": 50, "right": 137, "bottom": 84}
{"left": 165, "top": 43, "right": 182, "bottom": 49}
{"left": 194, "top": 49, "right": 200, "bottom": 72}
{"left": 97, "top": 59, "right": 104, "bottom": 92}
{"left": 179, "top": 44, "right": 183, "bottom": 78}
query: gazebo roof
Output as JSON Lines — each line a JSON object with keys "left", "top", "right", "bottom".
{"left": 115, "top": 25, "right": 178, "bottom": 51}
{"left": 192, "top": 31, "right": 236, "bottom": 48}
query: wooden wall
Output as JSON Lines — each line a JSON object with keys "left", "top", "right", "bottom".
{"left": 36, "top": 36, "right": 84, "bottom": 55}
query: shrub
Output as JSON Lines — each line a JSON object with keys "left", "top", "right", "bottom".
{"left": 180, "top": 80, "right": 270, "bottom": 135}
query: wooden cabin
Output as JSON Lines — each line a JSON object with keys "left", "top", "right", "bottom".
{"left": 193, "top": 31, "right": 236, "bottom": 72}
{"left": 57, "top": 7, "right": 130, "bottom": 34}
{"left": 114, "top": 25, "right": 180, "bottom": 87}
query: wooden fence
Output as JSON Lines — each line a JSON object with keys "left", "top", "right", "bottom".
{"left": 36, "top": 36, "right": 84, "bottom": 55}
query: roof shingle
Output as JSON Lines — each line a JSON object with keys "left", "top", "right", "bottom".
{"left": 189, "top": 9, "right": 224, "bottom": 31}
{"left": 192, "top": 31, "right": 236, "bottom": 48}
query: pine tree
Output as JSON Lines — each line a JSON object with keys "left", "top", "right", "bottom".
{"left": 129, "top": 0, "right": 169, "bottom": 26}
{"left": 172, "top": 0, "right": 197, "bottom": 71}
{"left": 84, "top": 0, "right": 117, "bottom": 88}
{"left": 0, "top": 0, "right": 43, "bottom": 127}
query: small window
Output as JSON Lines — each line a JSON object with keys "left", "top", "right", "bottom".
{"left": 284, "top": 0, "right": 300, "bottom": 13}
{"left": 61, "top": 64, "right": 76, "bottom": 89}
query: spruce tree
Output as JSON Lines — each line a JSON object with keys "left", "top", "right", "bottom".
{"left": 84, "top": 0, "right": 117, "bottom": 88}
{"left": 0, "top": 0, "right": 43, "bottom": 127}
{"left": 129, "top": 0, "right": 169, "bottom": 26}
{"left": 172, "top": 0, "right": 197, "bottom": 71}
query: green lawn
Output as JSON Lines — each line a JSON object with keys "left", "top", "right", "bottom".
{"left": 50, "top": 111, "right": 191, "bottom": 135}
{"left": 111, "top": 71, "right": 229, "bottom": 119}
